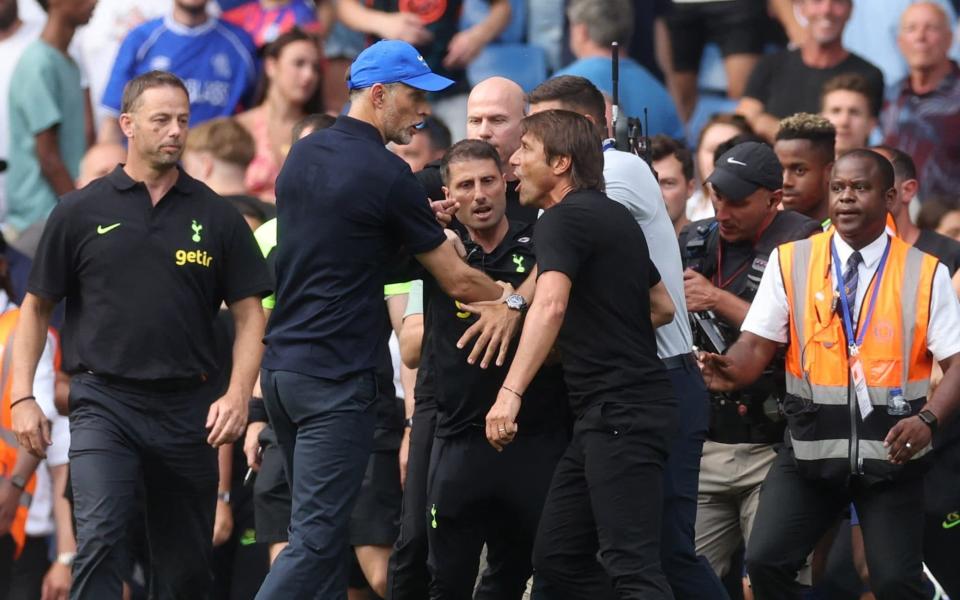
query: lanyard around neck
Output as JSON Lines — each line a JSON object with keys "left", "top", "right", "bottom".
{"left": 830, "top": 235, "right": 891, "bottom": 354}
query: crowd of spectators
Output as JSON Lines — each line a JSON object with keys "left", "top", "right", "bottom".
{"left": 3, "top": 0, "right": 960, "bottom": 599}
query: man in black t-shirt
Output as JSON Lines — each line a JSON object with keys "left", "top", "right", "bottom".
{"left": 737, "top": 0, "right": 883, "bottom": 141}
{"left": 485, "top": 109, "right": 678, "bottom": 599}
{"left": 420, "top": 139, "right": 569, "bottom": 598}
{"left": 10, "top": 72, "right": 272, "bottom": 599}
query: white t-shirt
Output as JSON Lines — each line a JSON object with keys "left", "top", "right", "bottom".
{"left": 603, "top": 148, "right": 693, "bottom": 358}
{"left": 742, "top": 233, "right": 960, "bottom": 362}
{"left": 0, "top": 19, "right": 43, "bottom": 223}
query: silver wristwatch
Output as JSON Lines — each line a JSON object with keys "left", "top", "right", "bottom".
{"left": 505, "top": 293, "right": 527, "bottom": 312}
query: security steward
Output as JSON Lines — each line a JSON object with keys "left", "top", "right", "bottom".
{"left": 9, "top": 71, "right": 271, "bottom": 599}
{"left": 420, "top": 140, "right": 569, "bottom": 599}
{"left": 701, "top": 149, "right": 960, "bottom": 600}
{"left": 679, "top": 141, "right": 820, "bottom": 578}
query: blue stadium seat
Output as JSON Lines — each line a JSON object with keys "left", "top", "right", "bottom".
{"left": 466, "top": 43, "right": 549, "bottom": 92}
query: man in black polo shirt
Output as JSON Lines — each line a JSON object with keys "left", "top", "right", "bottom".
{"left": 419, "top": 139, "right": 569, "bottom": 598}
{"left": 9, "top": 71, "right": 271, "bottom": 599}
{"left": 485, "top": 109, "right": 678, "bottom": 599}
{"left": 258, "top": 40, "right": 507, "bottom": 599}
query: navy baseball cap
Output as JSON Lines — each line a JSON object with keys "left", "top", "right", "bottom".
{"left": 347, "top": 40, "right": 454, "bottom": 92}
{"left": 706, "top": 141, "right": 783, "bottom": 202}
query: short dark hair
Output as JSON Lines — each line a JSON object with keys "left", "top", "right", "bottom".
{"left": 520, "top": 110, "right": 604, "bottom": 192}
{"left": 291, "top": 113, "right": 336, "bottom": 143}
{"left": 872, "top": 145, "right": 917, "bottom": 182}
{"left": 713, "top": 133, "right": 767, "bottom": 164}
{"left": 440, "top": 139, "right": 502, "bottom": 186}
{"left": 422, "top": 115, "right": 453, "bottom": 154}
{"left": 650, "top": 135, "right": 694, "bottom": 181}
{"left": 121, "top": 70, "right": 189, "bottom": 114}
{"left": 835, "top": 149, "right": 895, "bottom": 191}
{"left": 527, "top": 76, "right": 607, "bottom": 134}
{"left": 775, "top": 113, "right": 836, "bottom": 164}
{"left": 821, "top": 72, "right": 876, "bottom": 115}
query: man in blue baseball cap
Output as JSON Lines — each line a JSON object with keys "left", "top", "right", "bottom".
{"left": 255, "top": 39, "right": 510, "bottom": 599}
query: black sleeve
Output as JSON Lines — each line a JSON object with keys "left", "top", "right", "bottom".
{"left": 220, "top": 207, "right": 273, "bottom": 304}
{"left": 386, "top": 170, "right": 446, "bottom": 255}
{"left": 415, "top": 162, "right": 445, "bottom": 202}
{"left": 534, "top": 203, "right": 592, "bottom": 281}
{"left": 649, "top": 258, "right": 662, "bottom": 288}
{"left": 26, "top": 200, "right": 75, "bottom": 302}
{"left": 866, "top": 63, "right": 886, "bottom": 117}
{"left": 743, "top": 53, "right": 777, "bottom": 104}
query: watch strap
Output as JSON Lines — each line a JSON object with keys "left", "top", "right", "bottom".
{"left": 918, "top": 409, "right": 938, "bottom": 433}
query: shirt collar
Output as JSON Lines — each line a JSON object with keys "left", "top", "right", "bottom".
{"left": 901, "top": 60, "right": 960, "bottom": 96}
{"left": 106, "top": 164, "right": 195, "bottom": 195}
{"left": 833, "top": 231, "right": 888, "bottom": 271}
{"left": 163, "top": 15, "right": 217, "bottom": 36}
{"left": 332, "top": 116, "right": 385, "bottom": 144}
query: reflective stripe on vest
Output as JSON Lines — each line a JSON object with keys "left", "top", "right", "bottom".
{"left": 779, "top": 233, "right": 937, "bottom": 468}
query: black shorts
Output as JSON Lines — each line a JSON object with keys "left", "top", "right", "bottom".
{"left": 253, "top": 432, "right": 292, "bottom": 545}
{"left": 666, "top": 0, "right": 767, "bottom": 72}
{"left": 349, "top": 449, "right": 403, "bottom": 547}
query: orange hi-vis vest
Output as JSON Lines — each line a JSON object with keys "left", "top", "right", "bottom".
{"left": 0, "top": 308, "right": 36, "bottom": 558}
{"left": 778, "top": 231, "right": 938, "bottom": 485}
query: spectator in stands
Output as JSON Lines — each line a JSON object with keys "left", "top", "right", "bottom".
{"left": 918, "top": 199, "right": 960, "bottom": 240}
{"left": 221, "top": 0, "right": 325, "bottom": 48}
{"left": 5, "top": 0, "right": 96, "bottom": 257}
{"left": 76, "top": 143, "right": 126, "bottom": 188}
{"left": 650, "top": 135, "right": 696, "bottom": 236}
{"left": 664, "top": 0, "right": 768, "bottom": 122}
{"left": 390, "top": 115, "right": 451, "bottom": 173}
{"left": 98, "top": 0, "right": 258, "bottom": 142}
{"left": 821, "top": 72, "right": 878, "bottom": 155}
{"left": 881, "top": 1, "right": 960, "bottom": 202}
{"left": 774, "top": 113, "right": 836, "bottom": 228}
{"left": 691, "top": 113, "right": 753, "bottom": 221}
{"left": 0, "top": 0, "right": 43, "bottom": 227}
{"left": 336, "top": 0, "right": 512, "bottom": 138}
{"left": 237, "top": 28, "right": 322, "bottom": 201}
{"left": 554, "top": 0, "right": 683, "bottom": 139}
{"left": 737, "top": 0, "right": 884, "bottom": 141}
{"left": 181, "top": 117, "right": 257, "bottom": 198}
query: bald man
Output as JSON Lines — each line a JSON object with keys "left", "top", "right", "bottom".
{"left": 881, "top": 1, "right": 960, "bottom": 200}
{"left": 416, "top": 77, "right": 539, "bottom": 226}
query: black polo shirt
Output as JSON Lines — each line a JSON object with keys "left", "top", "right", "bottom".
{"left": 535, "top": 190, "right": 674, "bottom": 416}
{"left": 262, "top": 116, "right": 446, "bottom": 379}
{"left": 28, "top": 165, "right": 271, "bottom": 380}
{"left": 424, "top": 222, "right": 568, "bottom": 438}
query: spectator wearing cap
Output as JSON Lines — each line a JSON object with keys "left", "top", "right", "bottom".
{"left": 5, "top": 0, "right": 97, "bottom": 256}
{"left": 256, "top": 40, "right": 509, "bottom": 599}
{"left": 554, "top": 0, "right": 683, "bottom": 139}
{"left": 678, "top": 142, "right": 820, "bottom": 582}
{"left": 880, "top": 1, "right": 960, "bottom": 203}
{"left": 737, "top": 0, "right": 884, "bottom": 142}
{"left": 98, "top": 0, "right": 257, "bottom": 144}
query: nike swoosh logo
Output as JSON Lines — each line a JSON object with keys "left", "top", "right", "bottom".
{"left": 727, "top": 157, "right": 748, "bottom": 166}
{"left": 944, "top": 517, "right": 960, "bottom": 529}
{"left": 97, "top": 223, "right": 121, "bottom": 235}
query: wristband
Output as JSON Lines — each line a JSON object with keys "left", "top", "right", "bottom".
{"left": 404, "top": 417, "right": 414, "bottom": 429}
{"left": 56, "top": 552, "right": 76, "bottom": 567}
{"left": 502, "top": 386, "right": 522, "bottom": 398}
{"left": 217, "top": 491, "right": 231, "bottom": 504}
{"left": 248, "top": 397, "right": 268, "bottom": 423}
{"left": 10, "top": 395, "right": 36, "bottom": 409}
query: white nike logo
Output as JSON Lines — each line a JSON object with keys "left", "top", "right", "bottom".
{"left": 727, "top": 157, "right": 748, "bottom": 166}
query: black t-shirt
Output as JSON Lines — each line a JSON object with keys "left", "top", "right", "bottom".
{"left": 424, "top": 222, "right": 568, "bottom": 437}
{"left": 915, "top": 229, "right": 960, "bottom": 275}
{"left": 263, "top": 116, "right": 445, "bottom": 380}
{"left": 415, "top": 163, "right": 539, "bottom": 226}
{"left": 28, "top": 166, "right": 272, "bottom": 380}
{"left": 534, "top": 190, "right": 673, "bottom": 415}
{"left": 744, "top": 49, "right": 885, "bottom": 117}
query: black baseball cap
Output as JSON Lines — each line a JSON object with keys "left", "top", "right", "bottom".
{"left": 706, "top": 141, "right": 783, "bottom": 202}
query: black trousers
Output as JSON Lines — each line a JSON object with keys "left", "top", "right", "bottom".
{"left": 387, "top": 398, "right": 437, "bottom": 600}
{"left": 532, "top": 399, "right": 677, "bottom": 600}
{"left": 5, "top": 535, "right": 51, "bottom": 600}
{"left": 426, "top": 428, "right": 567, "bottom": 600}
{"left": 661, "top": 357, "right": 729, "bottom": 600}
{"left": 745, "top": 448, "right": 926, "bottom": 600}
{"left": 68, "top": 373, "right": 219, "bottom": 600}
{"left": 923, "top": 439, "right": 960, "bottom": 597}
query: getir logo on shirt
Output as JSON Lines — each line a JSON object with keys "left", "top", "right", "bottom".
{"left": 175, "top": 249, "right": 213, "bottom": 267}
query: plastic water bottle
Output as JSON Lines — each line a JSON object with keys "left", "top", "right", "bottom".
{"left": 887, "top": 387, "right": 911, "bottom": 416}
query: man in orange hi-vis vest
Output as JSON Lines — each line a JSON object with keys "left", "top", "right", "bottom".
{"left": 699, "top": 149, "right": 960, "bottom": 600}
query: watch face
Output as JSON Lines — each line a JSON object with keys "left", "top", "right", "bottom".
{"left": 507, "top": 294, "right": 525, "bottom": 310}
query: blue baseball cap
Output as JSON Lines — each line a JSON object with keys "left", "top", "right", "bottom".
{"left": 347, "top": 40, "right": 455, "bottom": 92}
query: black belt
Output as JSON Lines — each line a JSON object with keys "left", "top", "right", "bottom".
{"left": 662, "top": 352, "right": 698, "bottom": 371}
{"left": 85, "top": 371, "right": 208, "bottom": 393}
